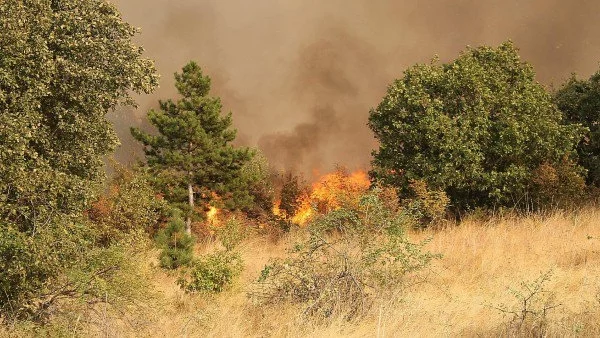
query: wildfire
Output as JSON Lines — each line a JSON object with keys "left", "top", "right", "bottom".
{"left": 278, "top": 170, "right": 371, "bottom": 226}
{"left": 272, "top": 199, "right": 282, "bottom": 217}
{"left": 291, "top": 197, "right": 313, "bottom": 225}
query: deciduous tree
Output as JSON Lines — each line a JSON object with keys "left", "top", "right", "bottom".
{"left": 0, "top": 0, "right": 158, "bottom": 317}
{"left": 0, "top": 0, "right": 157, "bottom": 232}
{"left": 554, "top": 69, "right": 600, "bottom": 187}
{"left": 369, "top": 41, "right": 583, "bottom": 210}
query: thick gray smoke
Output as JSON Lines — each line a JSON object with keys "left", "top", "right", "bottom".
{"left": 110, "top": 0, "right": 600, "bottom": 176}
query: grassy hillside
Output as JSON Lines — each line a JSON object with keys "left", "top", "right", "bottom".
{"left": 6, "top": 207, "right": 598, "bottom": 337}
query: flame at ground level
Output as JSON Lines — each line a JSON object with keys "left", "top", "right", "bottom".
{"left": 272, "top": 199, "right": 281, "bottom": 217}
{"left": 283, "top": 170, "right": 371, "bottom": 226}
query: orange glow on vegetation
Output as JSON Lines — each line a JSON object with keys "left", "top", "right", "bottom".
{"left": 207, "top": 206, "right": 218, "bottom": 223}
{"left": 272, "top": 199, "right": 281, "bottom": 217}
{"left": 285, "top": 170, "right": 371, "bottom": 226}
{"left": 290, "top": 197, "right": 313, "bottom": 225}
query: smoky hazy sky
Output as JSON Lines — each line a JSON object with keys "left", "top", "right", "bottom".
{"left": 109, "top": 0, "right": 600, "bottom": 177}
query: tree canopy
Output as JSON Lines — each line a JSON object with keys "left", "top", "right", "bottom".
{"left": 131, "top": 62, "right": 254, "bottom": 232}
{"left": 368, "top": 41, "right": 583, "bottom": 210}
{"left": 554, "top": 69, "right": 600, "bottom": 187}
{"left": 0, "top": 0, "right": 158, "bottom": 318}
{"left": 0, "top": 0, "right": 158, "bottom": 232}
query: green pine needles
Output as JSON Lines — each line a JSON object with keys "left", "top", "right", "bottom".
{"left": 131, "top": 62, "right": 254, "bottom": 233}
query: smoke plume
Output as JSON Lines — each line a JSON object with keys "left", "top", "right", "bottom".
{"left": 109, "top": 0, "right": 600, "bottom": 176}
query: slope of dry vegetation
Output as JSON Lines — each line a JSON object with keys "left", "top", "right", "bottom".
{"left": 6, "top": 207, "right": 597, "bottom": 337}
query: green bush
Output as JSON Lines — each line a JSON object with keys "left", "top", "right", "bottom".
{"left": 155, "top": 217, "right": 195, "bottom": 269}
{"left": 240, "top": 151, "right": 275, "bottom": 219}
{"left": 0, "top": 224, "right": 53, "bottom": 317}
{"left": 178, "top": 251, "right": 243, "bottom": 294}
{"left": 250, "top": 188, "right": 438, "bottom": 320}
{"left": 529, "top": 158, "right": 586, "bottom": 209}
{"left": 88, "top": 163, "right": 167, "bottom": 245}
{"left": 554, "top": 69, "right": 600, "bottom": 187}
{"left": 212, "top": 216, "right": 250, "bottom": 251}
{"left": 369, "top": 41, "right": 584, "bottom": 211}
{"left": 0, "top": 220, "right": 154, "bottom": 323}
{"left": 404, "top": 180, "right": 450, "bottom": 227}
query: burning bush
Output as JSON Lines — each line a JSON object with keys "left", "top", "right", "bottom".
{"left": 275, "top": 169, "right": 371, "bottom": 226}
{"left": 272, "top": 172, "right": 308, "bottom": 219}
{"left": 250, "top": 188, "right": 438, "bottom": 320}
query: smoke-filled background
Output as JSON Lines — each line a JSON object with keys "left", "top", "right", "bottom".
{"left": 109, "top": 0, "right": 600, "bottom": 177}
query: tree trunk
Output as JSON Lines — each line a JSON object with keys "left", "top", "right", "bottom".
{"left": 186, "top": 181, "right": 194, "bottom": 235}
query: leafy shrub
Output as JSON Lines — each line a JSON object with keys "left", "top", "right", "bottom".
{"left": 405, "top": 180, "right": 450, "bottom": 226}
{"left": 0, "top": 220, "right": 154, "bottom": 323}
{"left": 212, "top": 215, "right": 250, "bottom": 251}
{"left": 178, "top": 251, "right": 243, "bottom": 294}
{"left": 555, "top": 69, "right": 600, "bottom": 187}
{"left": 369, "top": 41, "right": 584, "bottom": 211}
{"left": 240, "top": 151, "right": 275, "bottom": 218}
{"left": 0, "top": 223, "right": 53, "bottom": 318}
{"left": 530, "top": 158, "right": 586, "bottom": 209}
{"left": 88, "top": 163, "right": 167, "bottom": 245}
{"left": 250, "top": 188, "right": 438, "bottom": 320}
{"left": 156, "top": 217, "right": 195, "bottom": 269}
{"left": 278, "top": 172, "right": 308, "bottom": 218}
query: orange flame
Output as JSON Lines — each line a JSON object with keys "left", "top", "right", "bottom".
{"left": 291, "top": 196, "right": 313, "bottom": 225}
{"left": 272, "top": 199, "right": 282, "bottom": 217}
{"left": 288, "top": 170, "right": 370, "bottom": 226}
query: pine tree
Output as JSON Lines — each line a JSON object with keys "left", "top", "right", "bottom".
{"left": 131, "top": 62, "right": 253, "bottom": 233}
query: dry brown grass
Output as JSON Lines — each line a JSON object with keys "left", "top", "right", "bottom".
{"left": 9, "top": 207, "right": 598, "bottom": 337}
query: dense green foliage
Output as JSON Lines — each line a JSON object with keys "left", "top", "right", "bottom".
{"left": 239, "top": 151, "right": 275, "bottom": 218}
{"left": 212, "top": 216, "right": 250, "bottom": 252}
{"left": 369, "top": 41, "right": 583, "bottom": 210}
{"left": 88, "top": 164, "right": 167, "bottom": 245}
{"left": 176, "top": 216, "right": 246, "bottom": 294}
{"left": 0, "top": 220, "right": 153, "bottom": 321}
{"left": 178, "top": 251, "right": 243, "bottom": 294}
{"left": 155, "top": 217, "right": 195, "bottom": 269}
{"left": 131, "top": 62, "right": 254, "bottom": 231}
{"left": 0, "top": 0, "right": 157, "bottom": 230}
{"left": 0, "top": 0, "right": 157, "bottom": 321}
{"left": 554, "top": 69, "right": 600, "bottom": 187}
